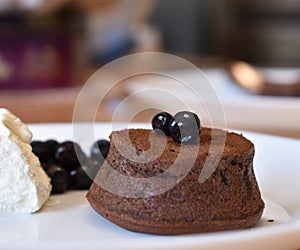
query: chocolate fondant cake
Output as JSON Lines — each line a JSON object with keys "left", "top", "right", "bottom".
{"left": 87, "top": 127, "right": 264, "bottom": 235}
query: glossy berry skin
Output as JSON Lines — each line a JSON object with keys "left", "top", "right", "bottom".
{"left": 31, "top": 140, "right": 58, "bottom": 164}
{"left": 90, "top": 139, "right": 110, "bottom": 161}
{"left": 45, "top": 164, "right": 69, "bottom": 194}
{"left": 31, "top": 139, "right": 103, "bottom": 193}
{"left": 45, "top": 139, "right": 59, "bottom": 152}
{"left": 169, "top": 111, "right": 201, "bottom": 144}
{"left": 69, "top": 165, "right": 94, "bottom": 190}
{"left": 54, "top": 141, "right": 87, "bottom": 171}
{"left": 151, "top": 112, "right": 173, "bottom": 135}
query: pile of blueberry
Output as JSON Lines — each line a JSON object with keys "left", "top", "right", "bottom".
{"left": 30, "top": 111, "right": 199, "bottom": 194}
{"left": 151, "top": 111, "right": 201, "bottom": 144}
{"left": 30, "top": 139, "right": 110, "bottom": 194}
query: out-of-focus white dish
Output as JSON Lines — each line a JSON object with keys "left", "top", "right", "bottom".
{"left": 0, "top": 123, "right": 299, "bottom": 250}
{"left": 125, "top": 68, "right": 300, "bottom": 132}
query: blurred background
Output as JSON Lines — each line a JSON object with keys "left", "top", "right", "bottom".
{"left": 0, "top": 0, "right": 299, "bottom": 137}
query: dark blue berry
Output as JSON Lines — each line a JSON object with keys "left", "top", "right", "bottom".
{"left": 31, "top": 140, "right": 58, "bottom": 164}
{"left": 90, "top": 139, "right": 110, "bottom": 162}
{"left": 54, "top": 141, "right": 87, "bottom": 171}
{"left": 169, "top": 111, "right": 201, "bottom": 144}
{"left": 45, "top": 139, "right": 59, "bottom": 150}
{"left": 45, "top": 164, "right": 69, "bottom": 194}
{"left": 151, "top": 112, "right": 173, "bottom": 135}
{"left": 44, "top": 139, "right": 59, "bottom": 163}
{"left": 69, "top": 165, "right": 94, "bottom": 190}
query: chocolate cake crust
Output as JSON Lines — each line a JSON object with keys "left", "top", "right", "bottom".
{"left": 87, "top": 128, "right": 264, "bottom": 235}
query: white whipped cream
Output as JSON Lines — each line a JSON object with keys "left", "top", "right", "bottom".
{"left": 0, "top": 108, "right": 52, "bottom": 214}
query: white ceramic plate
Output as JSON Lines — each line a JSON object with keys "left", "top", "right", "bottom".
{"left": 1, "top": 123, "right": 300, "bottom": 250}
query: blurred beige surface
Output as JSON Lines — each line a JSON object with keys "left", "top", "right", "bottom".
{"left": 0, "top": 87, "right": 80, "bottom": 123}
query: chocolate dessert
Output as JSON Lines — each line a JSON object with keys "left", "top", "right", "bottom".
{"left": 87, "top": 126, "right": 264, "bottom": 235}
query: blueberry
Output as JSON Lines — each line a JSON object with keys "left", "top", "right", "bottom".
{"left": 90, "top": 139, "right": 110, "bottom": 161}
{"left": 30, "top": 141, "right": 46, "bottom": 162}
{"left": 54, "top": 141, "right": 87, "bottom": 171}
{"left": 151, "top": 112, "right": 173, "bottom": 135}
{"left": 169, "top": 111, "right": 201, "bottom": 144}
{"left": 41, "top": 162, "right": 50, "bottom": 171}
{"left": 45, "top": 139, "right": 59, "bottom": 153}
{"left": 31, "top": 140, "right": 54, "bottom": 164}
{"left": 69, "top": 165, "right": 94, "bottom": 190}
{"left": 45, "top": 164, "right": 69, "bottom": 194}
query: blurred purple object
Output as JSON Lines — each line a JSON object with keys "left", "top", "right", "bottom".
{"left": 0, "top": 31, "right": 75, "bottom": 90}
